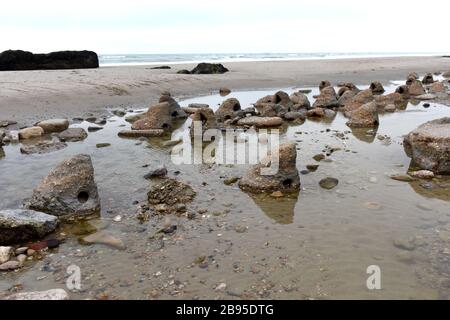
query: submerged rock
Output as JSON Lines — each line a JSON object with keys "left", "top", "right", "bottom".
{"left": 81, "top": 230, "right": 125, "bottom": 250}
{"left": 346, "top": 102, "right": 379, "bottom": 128}
{"left": 216, "top": 98, "right": 241, "bottom": 122}
{"left": 319, "top": 177, "right": 339, "bottom": 190}
{"left": 148, "top": 178, "right": 196, "bottom": 206}
{"left": 36, "top": 119, "right": 69, "bottom": 133}
{"left": 403, "top": 117, "right": 450, "bottom": 174}
{"left": 0, "top": 209, "right": 58, "bottom": 245}
{"left": 27, "top": 154, "right": 101, "bottom": 218}
{"left": 58, "top": 128, "right": 88, "bottom": 142}
{"left": 2, "top": 289, "right": 69, "bottom": 300}
{"left": 239, "top": 141, "right": 300, "bottom": 193}
{"left": 118, "top": 129, "right": 165, "bottom": 138}
{"left": 20, "top": 141, "right": 67, "bottom": 155}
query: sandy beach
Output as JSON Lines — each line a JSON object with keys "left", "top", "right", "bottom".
{"left": 1, "top": 56, "right": 449, "bottom": 126}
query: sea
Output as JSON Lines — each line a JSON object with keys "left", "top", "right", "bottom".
{"left": 98, "top": 52, "right": 445, "bottom": 67}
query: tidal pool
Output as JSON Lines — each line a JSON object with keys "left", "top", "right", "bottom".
{"left": 0, "top": 81, "right": 449, "bottom": 299}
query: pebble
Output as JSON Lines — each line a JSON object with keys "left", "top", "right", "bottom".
{"left": 224, "top": 177, "right": 240, "bottom": 185}
{"left": 15, "top": 247, "right": 28, "bottom": 255}
{"left": 215, "top": 283, "right": 227, "bottom": 291}
{"left": 96, "top": 143, "right": 111, "bottom": 148}
{"left": 393, "top": 237, "right": 416, "bottom": 251}
{"left": 270, "top": 191, "right": 284, "bottom": 198}
{"left": 408, "top": 170, "right": 435, "bottom": 179}
{"left": 234, "top": 224, "right": 248, "bottom": 233}
{"left": 390, "top": 174, "right": 416, "bottom": 182}
{"left": 313, "top": 154, "right": 325, "bottom": 162}
{"left": 17, "top": 254, "right": 27, "bottom": 265}
{"left": 113, "top": 215, "right": 122, "bottom": 222}
{"left": 306, "top": 164, "right": 319, "bottom": 172}
{"left": 0, "top": 246, "right": 13, "bottom": 264}
{"left": 0, "top": 261, "right": 21, "bottom": 271}
{"left": 319, "top": 177, "right": 339, "bottom": 190}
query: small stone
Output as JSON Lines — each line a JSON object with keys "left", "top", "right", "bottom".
{"left": 215, "top": 283, "right": 227, "bottom": 291}
{"left": 319, "top": 177, "right": 339, "bottom": 190}
{"left": 224, "top": 177, "right": 239, "bottom": 185}
{"left": 144, "top": 166, "right": 168, "bottom": 179}
{"left": 306, "top": 164, "right": 319, "bottom": 172}
{"left": 234, "top": 224, "right": 248, "bottom": 233}
{"left": 313, "top": 154, "right": 325, "bottom": 162}
{"left": 113, "top": 215, "right": 122, "bottom": 222}
{"left": 0, "top": 246, "right": 13, "bottom": 264}
{"left": 393, "top": 237, "right": 416, "bottom": 251}
{"left": 27, "top": 249, "right": 36, "bottom": 256}
{"left": 408, "top": 170, "right": 434, "bottom": 179}
{"left": 96, "top": 143, "right": 111, "bottom": 148}
{"left": 15, "top": 247, "right": 28, "bottom": 255}
{"left": 364, "top": 202, "right": 382, "bottom": 210}
{"left": 18, "top": 127, "right": 44, "bottom": 140}
{"left": 17, "top": 254, "right": 27, "bottom": 265}
{"left": 81, "top": 230, "right": 126, "bottom": 250}
{"left": 270, "top": 191, "right": 284, "bottom": 198}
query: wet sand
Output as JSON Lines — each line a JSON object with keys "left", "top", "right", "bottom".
{"left": 1, "top": 56, "right": 449, "bottom": 126}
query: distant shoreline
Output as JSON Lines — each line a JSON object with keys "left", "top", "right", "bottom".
{"left": 98, "top": 52, "right": 448, "bottom": 67}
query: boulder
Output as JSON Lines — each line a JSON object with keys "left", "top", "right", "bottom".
{"left": 337, "top": 82, "right": 359, "bottom": 93}
{"left": 338, "top": 90, "right": 357, "bottom": 106}
{"left": 319, "top": 80, "right": 331, "bottom": 91}
{"left": 190, "top": 63, "right": 229, "bottom": 74}
{"left": 256, "top": 103, "right": 285, "bottom": 117}
{"left": 36, "top": 119, "right": 69, "bottom": 133}
{"left": 374, "top": 92, "right": 406, "bottom": 108}
{"left": 396, "top": 85, "right": 410, "bottom": 96}
{"left": 370, "top": 81, "right": 385, "bottom": 94}
{"left": 0, "top": 209, "right": 58, "bottom": 245}
{"left": 219, "top": 87, "right": 231, "bottom": 96}
{"left": 343, "top": 89, "right": 374, "bottom": 113}
{"left": 403, "top": 117, "right": 450, "bottom": 174}
{"left": 306, "top": 108, "right": 325, "bottom": 118}
{"left": 289, "top": 92, "right": 311, "bottom": 109}
{"left": 239, "top": 141, "right": 300, "bottom": 193}
{"left": 132, "top": 102, "right": 173, "bottom": 131}
{"left": 283, "top": 111, "right": 306, "bottom": 121}
{"left": 58, "top": 128, "right": 88, "bottom": 142}
{"left": 408, "top": 80, "right": 426, "bottom": 96}
{"left": 0, "top": 50, "right": 98, "bottom": 71}
{"left": 190, "top": 107, "right": 218, "bottom": 139}
{"left": 2, "top": 289, "right": 69, "bottom": 300}
{"left": 158, "top": 94, "right": 187, "bottom": 119}
{"left": 19, "top": 127, "right": 44, "bottom": 140}
{"left": 215, "top": 98, "right": 241, "bottom": 122}
{"left": 429, "top": 82, "right": 446, "bottom": 93}
{"left": 26, "top": 154, "right": 101, "bottom": 218}
{"left": 346, "top": 102, "right": 379, "bottom": 128}
{"left": 237, "top": 116, "right": 283, "bottom": 128}
{"left": 272, "top": 91, "right": 293, "bottom": 109}
{"left": 422, "top": 73, "right": 434, "bottom": 84}
{"left": 312, "top": 87, "right": 339, "bottom": 109}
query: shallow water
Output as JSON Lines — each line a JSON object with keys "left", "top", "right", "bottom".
{"left": 1, "top": 82, "right": 449, "bottom": 300}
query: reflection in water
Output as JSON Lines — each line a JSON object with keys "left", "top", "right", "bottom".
{"left": 246, "top": 191, "right": 299, "bottom": 224}
{"left": 349, "top": 126, "right": 378, "bottom": 143}
{"left": 408, "top": 179, "right": 450, "bottom": 202}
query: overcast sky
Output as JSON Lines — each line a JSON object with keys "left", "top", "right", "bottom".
{"left": 1, "top": 0, "right": 448, "bottom": 54}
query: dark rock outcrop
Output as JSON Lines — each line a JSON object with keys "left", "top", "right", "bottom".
{"left": 0, "top": 50, "right": 99, "bottom": 71}
{"left": 190, "top": 63, "right": 229, "bottom": 74}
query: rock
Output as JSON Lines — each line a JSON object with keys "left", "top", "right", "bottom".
{"left": 422, "top": 73, "right": 434, "bottom": 84}
{"left": 81, "top": 230, "right": 126, "bottom": 250}
{"left": 346, "top": 102, "right": 379, "bottom": 128}
{"left": 374, "top": 93, "right": 406, "bottom": 108}
{"left": 306, "top": 164, "right": 319, "bottom": 172}
{"left": 319, "top": 177, "right": 339, "bottom": 190}
{"left": 234, "top": 224, "right": 247, "bottom": 233}
{"left": 403, "top": 117, "right": 450, "bottom": 174}
{"left": 20, "top": 141, "right": 67, "bottom": 155}
{"left": 393, "top": 237, "right": 416, "bottom": 251}
{"left": 0, "top": 246, "right": 13, "bottom": 264}
{"left": 96, "top": 143, "right": 111, "bottom": 148}
{"left": 190, "top": 63, "right": 229, "bottom": 74}
{"left": 443, "top": 71, "right": 450, "bottom": 78}
{"left": 289, "top": 92, "right": 311, "bottom": 109}
{"left": 177, "top": 69, "right": 191, "bottom": 74}
{"left": 36, "top": 119, "right": 69, "bottom": 133}
{"left": 429, "top": 82, "right": 446, "bottom": 93}
{"left": 390, "top": 174, "right": 416, "bottom": 182}
{"left": 125, "top": 113, "right": 145, "bottom": 123}
{"left": 239, "top": 141, "right": 300, "bottom": 193}
{"left": 88, "top": 126, "right": 103, "bottom": 132}
{"left": 144, "top": 166, "right": 168, "bottom": 179}
{"left": 118, "top": 129, "right": 165, "bottom": 138}
{"left": 0, "top": 209, "right": 58, "bottom": 245}
{"left": 323, "top": 109, "right": 336, "bottom": 119}
{"left": 159, "top": 94, "right": 187, "bottom": 119}
{"left": 272, "top": 91, "right": 293, "bottom": 109}
{"left": 237, "top": 116, "right": 283, "bottom": 128}
{"left": 0, "top": 50, "right": 98, "bottom": 71}
{"left": 190, "top": 107, "right": 217, "bottom": 139}
{"left": 384, "top": 104, "right": 396, "bottom": 112}
{"left": 27, "top": 154, "right": 101, "bottom": 218}
{"left": 270, "top": 191, "right": 284, "bottom": 198}
{"left": 148, "top": 178, "right": 196, "bottom": 206}
{"left": 319, "top": 80, "right": 331, "bottom": 91}
{"left": 150, "top": 65, "right": 170, "bottom": 70}
{"left": 16, "top": 254, "right": 27, "bottom": 265}
{"left": 15, "top": 247, "right": 28, "bottom": 255}
{"left": 343, "top": 89, "right": 374, "bottom": 112}
{"left": 408, "top": 170, "right": 435, "bottom": 179}
{"left": 256, "top": 103, "right": 281, "bottom": 117}
{"left": 395, "top": 85, "right": 410, "bottom": 96}
{"left": 224, "top": 177, "right": 240, "bottom": 185}
{"left": 408, "top": 80, "right": 426, "bottom": 96}
{"left": 306, "top": 108, "right": 325, "bottom": 118}
{"left": 188, "top": 103, "right": 210, "bottom": 109}
{"left": 413, "top": 93, "right": 436, "bottom": 100}
{"left": 2, "top": 289, "right": 69, "bottom": 300}
{"left": 0, "top": 261, "right": 21, "bottom": 271}
{"left": 58, "top": 128, "right": 88, "bottom": 142}
{"left": 219, "top": 87, "right": 231, "bottom": 96}
{"left": 215, "top": 98, "right": 241, "bottom": 122}
{"left": 18, "top": 126, "right": 44, "bottom": 140}
{"left": 112, "top": 109, "right": 126, "bottom": 117}
{"left": 312, "top": 87, "right": 339, "bottom": 109}
{"left": 132, "top": 102, "right": 173, "bottom": 131}
{"left": 283, "top": 111, "right": 305, "bottom": 121}
{"left": 0, "top": 120, "right": 17, "bottom": 128}
{"left": 215, "top": 283, "right": 227, "bottom": 291}
{"left": 313, "top": 154, "right": 325, "bottom": 162}
{"left": 370, "top": 81, "right": 385, "bottom": 94}
{"left": 338, "top": 90, "right": 357, "bottom": 106}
